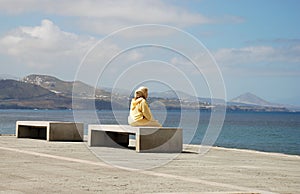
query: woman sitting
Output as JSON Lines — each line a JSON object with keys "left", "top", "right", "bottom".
{"left": 128, "top": 86, "right": 161, "bottom": 127}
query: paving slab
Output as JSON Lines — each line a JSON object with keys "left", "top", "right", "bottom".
{"left": 0, "top": 136, "right": 299, "bottom": 194}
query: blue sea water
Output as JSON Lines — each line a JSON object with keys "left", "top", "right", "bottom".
{"left": 0, "top": 109, "right": 299, "bottom": 155}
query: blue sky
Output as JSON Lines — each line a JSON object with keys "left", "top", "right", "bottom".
{"left": 0, "top": 0, "right": 299, "bottom": 105}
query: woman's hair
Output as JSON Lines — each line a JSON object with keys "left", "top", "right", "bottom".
{"left": 134, "top": 86, "right": 148, "bottom": 99}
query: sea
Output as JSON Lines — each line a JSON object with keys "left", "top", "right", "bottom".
{"left": 0, "top": 109, "right": 299, "bottom": 156}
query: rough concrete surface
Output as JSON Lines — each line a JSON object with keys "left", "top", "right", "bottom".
{"left": 0, "top": 136, "right": 299, "bottom": 194}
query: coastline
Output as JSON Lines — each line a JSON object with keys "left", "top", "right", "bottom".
{"left": 1, "top": 133, "right": 299, "bottom": 158}
{"left": 1, "top": 109, "right": 299, "bottom": 155}
{"left": 184, "top": 143, "right": 300, "bottom": 158}
{"left": 213, "top": 145, "right": 300, "bottom": 158}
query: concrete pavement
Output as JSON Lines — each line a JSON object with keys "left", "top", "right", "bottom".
{"left": 0, "top": 136, "right": 299, "bottom": 193}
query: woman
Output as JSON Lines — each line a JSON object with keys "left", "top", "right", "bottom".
{"left": 128, "top": 86, "right": 161, "bottom": 127}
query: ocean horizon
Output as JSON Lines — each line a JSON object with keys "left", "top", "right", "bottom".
{"left": 0, "top": 109, "right": 299, "bottom": 156}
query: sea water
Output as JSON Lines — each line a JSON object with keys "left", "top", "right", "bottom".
{"left": 0, "top": 109, "right": 299, "bottom": 155}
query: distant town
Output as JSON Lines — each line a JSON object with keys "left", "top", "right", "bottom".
{"left": 0, "top": 74, "right": 298, "bottom": 112}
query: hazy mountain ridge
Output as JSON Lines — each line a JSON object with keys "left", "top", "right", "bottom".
{"left": 23, "top": 74, "right": 111, "bottom": 99}
{"left": 0, "top": 74, "right": 295, "bottom": 112}
{"left": 0, "top": 79, "right": 71, "bottom": 109}
{"left": 104, "top": 88, "right": 223, "bottom": 105}
{"left": 227, "top": 92, "right": 300, "bottom": 112}
{"left": 230, "top": 92, "right": 281, "bottom": 107}
{"left": 0, "top": 77, "right": 122, "bottom": 110}
{"left": 0, "top": 79, "right": 55, "bottom": 100}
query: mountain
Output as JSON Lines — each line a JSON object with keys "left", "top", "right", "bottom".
{"left": 111, "top": 89, "right": 221, "bottom": 104}
{"left": 0, "top": 79, "right": 71, "bottom": 109}
{"left": 230, "top": 92, "right": 281, "bottom": 107}
{"left": 22, "top": 74, "right": 128, "bottom": 109}
{"left": 102, "top": 87, "right": 131, "bottom": 96}
{"left": 0, "top": 74, "right": 294, "bottom": 112}
{"left": 0, "top": 79, "right": 57, "bottom": 100}
{"left": 23, "top": 74, "right": 111, "bottom": 99}
{"left": 97, "top": 88, "right": 290, "bottom": 111}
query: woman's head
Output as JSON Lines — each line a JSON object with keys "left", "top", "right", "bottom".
{"left": 134, "top": 86, "right": 148, "bottom": 99}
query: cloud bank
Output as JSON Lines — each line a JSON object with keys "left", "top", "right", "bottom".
{"left": 1, "top": 18, "right": 299, "bottom": 78}
{"left": 0, "top": 0, "right": 213, "bottom": 34}
{"left": 214, "top": 44, "right": 300, "bottom": 76}
{"left": 0, "top": 19, "right": 96, "bottom": 68}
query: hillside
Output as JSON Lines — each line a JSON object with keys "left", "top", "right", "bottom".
{"left": 0, "top": 79, "right": 56, "bottom": 100}
{"left": 0, "top": 79, "right": 121, "bottom": 110}
{"left": 0, "top": 75, "right": 293, "bottom": 112}
{"left": 0, "top": 79, "right": 71, "bottom": 109}
{"left": 23, "top": 74, "right": 111, "bottom": 99}
{"left": 230, "top": 92, "right": 280, "bottom": 107}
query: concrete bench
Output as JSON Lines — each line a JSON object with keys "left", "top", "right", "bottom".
{"left": 16, "top": 121, "right": 84, "bottom": 141}
{"left": 88, "top": 125, "right": 182, "bottom": 153}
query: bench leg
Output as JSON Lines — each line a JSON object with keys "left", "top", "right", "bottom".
{"left": 136, "top": 128, "right": 182, "bottom": 153}
{"left": 88, "top": 130, "right": 129, "bottom": 148}
{"left": 17, "top": 126, "right": 47, "bottom": 140}
{"left": 48, "top": 123, "right": 83, "bottom": 141}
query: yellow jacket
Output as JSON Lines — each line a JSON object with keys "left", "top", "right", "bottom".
{"left": 128, "top": 97, "right": 161, "bottom": 127}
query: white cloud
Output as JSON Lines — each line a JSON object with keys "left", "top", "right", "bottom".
{"left": 220, "top": 15, "right": 245, "bottom": 24}
{"left": 126, "top": 50, "right": 143, "bottom": 61}
{"left": 59, "top": 1, "right": 209, "bottom": 24}
{"left": 0, "top": 0, "right": 213, "bottom": 35}
{"left": 0, "top": 19, "right": 152, "bottom": 83}
{"left": 213, "top": 45, "right": 300, "bottom": 76}
{"left": 170, "top": 52, "right": 222, "bottom": 76}
{"left": 0, "top": 0, "right": 210, "bottom": 23}
{"left": 215, "top": 46, "right": 274, "bottom": 65}
{"left": 215, "top": 45, "right": 300, "bottom": 64}
{"left": 0, "top": 19, "right": 97, "bottom": 68}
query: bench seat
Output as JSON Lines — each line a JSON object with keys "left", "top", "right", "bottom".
{"left": 88, "top": 125, "right": 182, "bottom": 153}
{"left": 16, "top": 121, "right": 84, "bottom": 141}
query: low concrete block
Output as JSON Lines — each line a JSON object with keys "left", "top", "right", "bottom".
{"left": 136, "top": 127, "right": 183, "bottom": 153}
{"left": 88, "top": 125, "right": 182, "bottom": 153}
{"left": 16, "top": 121, "right": 84, "bottom": 141}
